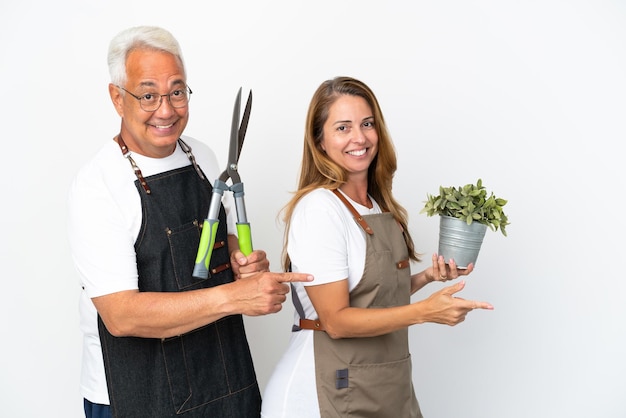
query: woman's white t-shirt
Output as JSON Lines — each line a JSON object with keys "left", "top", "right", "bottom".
{"left": 261, "top": 188, "right": 381, "bottom": 418}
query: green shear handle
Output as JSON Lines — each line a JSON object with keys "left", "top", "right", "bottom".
{"left": 231, "top": 182, "right": 253, "bottom": 256}
{"left": 193, "top": 179, "right": 229, "bottom": 279}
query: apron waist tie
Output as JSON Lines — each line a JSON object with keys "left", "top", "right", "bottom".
{"left": 299, "top": 318, "right": 325, "bottom": 331}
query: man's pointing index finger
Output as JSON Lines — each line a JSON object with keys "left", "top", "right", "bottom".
{"left": 276, "top": 273, "right": 314, "bottom": 283}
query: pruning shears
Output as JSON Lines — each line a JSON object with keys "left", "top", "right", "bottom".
{"left": 193, "top": 87, "right": 253, "bottom": 279}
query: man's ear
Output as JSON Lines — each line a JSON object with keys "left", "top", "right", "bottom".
{"left": 109, "top": 83, "right": 124, "bottom": 117}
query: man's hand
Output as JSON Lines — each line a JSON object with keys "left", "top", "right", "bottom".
{"left": 227, "top": 270, "right": 314, "bottom": 316}
{"left": 230, "top": 249, "right": 270, "bottom": 280}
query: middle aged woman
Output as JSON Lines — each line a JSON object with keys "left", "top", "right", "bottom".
{"left": 261, "top": 76, "right": 493, "bottom": 418}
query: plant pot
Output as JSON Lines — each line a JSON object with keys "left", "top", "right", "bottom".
{"left": 438, "top": 215, "right": 488, "bottom": 269}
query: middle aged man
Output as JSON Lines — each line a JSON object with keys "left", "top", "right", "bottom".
{"left": 68, "top": 25, "right": 313, "bottom": 418}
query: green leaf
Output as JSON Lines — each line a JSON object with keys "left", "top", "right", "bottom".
{"left": 421, "top": 179, "right": 510, "bottom": 236}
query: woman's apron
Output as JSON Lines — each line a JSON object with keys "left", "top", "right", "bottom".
{"left": 295, "top": 189, "right": 422, "bottom": 418}
{"left": 98, "top": 138, "right": 261, "bottom": 417}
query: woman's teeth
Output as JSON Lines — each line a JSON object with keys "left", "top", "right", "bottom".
{"left": 347, "top": 149, "right": 366, "bottom": 156}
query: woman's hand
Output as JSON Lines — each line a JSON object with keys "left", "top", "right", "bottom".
{"left": 417, "top": 281, "right": 493, "bottom": 326}
{"left": 427, "top": 253, "right": 474, "bottom": 283}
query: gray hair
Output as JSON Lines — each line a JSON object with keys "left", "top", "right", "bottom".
{"left": 107, "top": 26, "right": 186, "bottom": 86}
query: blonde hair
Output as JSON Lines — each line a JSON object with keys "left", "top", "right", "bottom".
{"left": 281, "top": 76, "right": 419, "bottom": 272}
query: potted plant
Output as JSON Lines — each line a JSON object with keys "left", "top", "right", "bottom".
{"left": 420, "top": 179, "right": 509, "bottom": 268}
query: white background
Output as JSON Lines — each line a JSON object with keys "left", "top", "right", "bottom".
{"left": 1, "top": 1, "right": 625, "bottom": 417}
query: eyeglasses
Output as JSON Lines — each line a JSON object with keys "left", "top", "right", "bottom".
{"left": 118, "top": 85, "right": 192, "bottom": 112}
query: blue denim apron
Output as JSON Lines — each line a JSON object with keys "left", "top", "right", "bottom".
{"left": 98, "top": 139, "right": 261, "bottom": 417}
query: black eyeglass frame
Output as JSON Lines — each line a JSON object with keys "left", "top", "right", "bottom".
{"left": 117, "top": 85, "right": 192, "bottom": 111}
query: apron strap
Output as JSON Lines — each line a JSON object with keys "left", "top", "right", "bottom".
{"left": 331, "top": 189, "right": 373, "bottom": 235}
{"left": 290, "top": 265, "right": 326, "bottom": 332}
{"left": 291, "top": 282, "right": 306, "bottom": 332}
{"left": 115, "top": 135, "right": 205, "bottom": 196}
{"left": 116, "top": 134, "right": 151, "bottom": 194}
